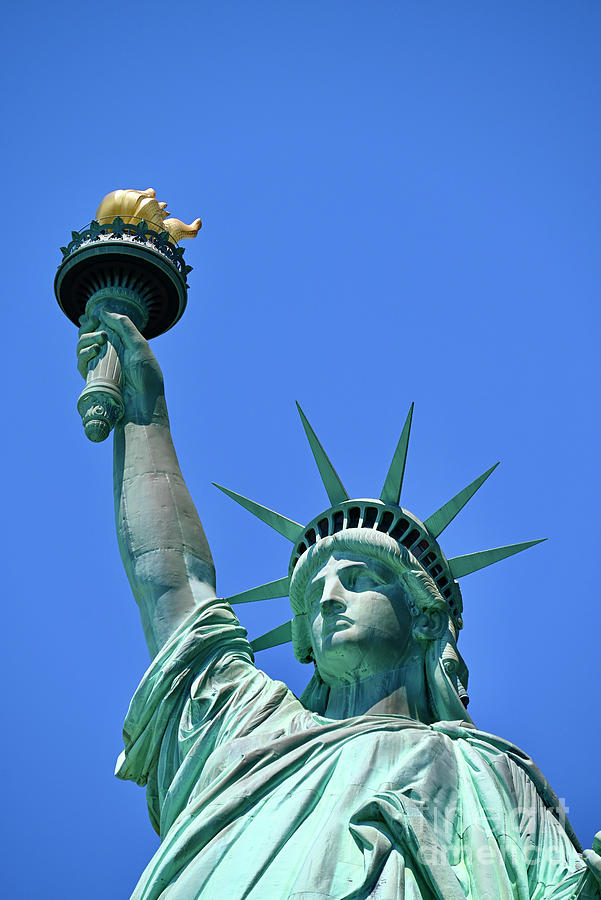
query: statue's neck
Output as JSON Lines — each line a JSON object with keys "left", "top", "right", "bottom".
{"left": 323, "top": 660, "right": 431, "bottom": 722}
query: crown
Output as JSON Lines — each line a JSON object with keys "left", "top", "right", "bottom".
{"left": 214, "top": 403, "right": 544, "bottom": 654}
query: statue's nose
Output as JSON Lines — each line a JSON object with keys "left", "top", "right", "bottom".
{"left": 320, "top": 583, "right": 347, "bottom": 613}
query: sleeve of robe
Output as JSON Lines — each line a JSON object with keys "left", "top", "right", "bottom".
{"left": 115, "top": 596, "right": 303, "bottom": 836}
{"left": 516, "top": 762, "right": 599, "bottom": 899}
{"left": 450, "top": 726, "right": 600, "bottom": 899}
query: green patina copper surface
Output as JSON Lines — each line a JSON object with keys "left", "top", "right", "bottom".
{"left": 58, "top": 201, "right": 601, "bottom": 898}
{"left": 117, "top": 600, "right": 594, "bottom": 898}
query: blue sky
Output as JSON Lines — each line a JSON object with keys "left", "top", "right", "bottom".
{"left": 2, "top": 2, "right": 600, "bottom": 896}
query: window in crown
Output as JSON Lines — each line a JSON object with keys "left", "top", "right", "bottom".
{"left": 389, "top": 518, "right": 409, "bottom": 540}
{"left": 348, "top": 507, "right": 361, "bottom": 528}
{"left": 401, "top": 529, "right": 420, "bottom": 549}
{"left": 363, "top": 507, "right": 378, "bottom": 528}
{"left": 377, "top": 510, "right": 394, "bottom": 532}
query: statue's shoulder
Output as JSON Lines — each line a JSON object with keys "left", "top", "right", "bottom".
{"left": 432, "top": 719, "right": 583, "bottom": 852}
{"left": 432, "top": 719, "right": 550, "bottom": 787}
{"left": 433, "top": 719, "right": 530, "bottom": 755}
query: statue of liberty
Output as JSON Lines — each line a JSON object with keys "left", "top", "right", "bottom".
{"left": 68, "top": 189, "right": 600, "bottom": 899}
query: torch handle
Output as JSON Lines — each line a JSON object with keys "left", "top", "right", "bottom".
{"left": 75, "top": 292, "right": 149, "bottom": 443}
{"left": 77, "top": 332, "right": 125, "bottom": 443}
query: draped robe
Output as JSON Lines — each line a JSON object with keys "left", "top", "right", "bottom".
{"left": 116, "top": 597, "right": 594, "bottom": 899}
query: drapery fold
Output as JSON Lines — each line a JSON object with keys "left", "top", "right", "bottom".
{"left": 116, "top": 598, "right": 593, "bottom": 899}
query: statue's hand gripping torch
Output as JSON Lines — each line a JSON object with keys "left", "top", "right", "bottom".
{"left": 76, "top": 293, "right": 146, "bottom": 442}
{"left": 55, "top": 188, "right": 200, "bottom": 442}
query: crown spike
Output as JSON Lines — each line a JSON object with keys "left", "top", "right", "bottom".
{"left": 251, "top": 619, "right": 293, "bottom": 652}
{"left": 380, "top": 404, "right": 414, "bottom": 505}
{"left": 296, "top": 402, "right": 349, "bottom": 506}
{"left": 424, "top": 462, "right": 500, "bottom": 538}
{"left": 449, "top": 539, "right": 546, "bottom": 579}
{"left": 212, "top": 483, "right": 303, "bottom": 542}
{"left": 228, "top": 577, "right": 290, "bottom": 605}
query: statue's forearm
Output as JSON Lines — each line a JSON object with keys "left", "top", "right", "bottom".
{"left": 113, "top": 405, "right": 216, "bottom": 657}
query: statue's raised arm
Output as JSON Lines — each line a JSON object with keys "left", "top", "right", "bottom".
{"left": 77, "top": 309, "right": 216, "bottom": 656}
{"left": 57, "top": 186, "right": 214, "bottom": 657}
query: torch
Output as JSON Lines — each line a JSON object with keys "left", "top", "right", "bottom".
{"left": 54, "top": 188, "right": 199, "bottom": 442}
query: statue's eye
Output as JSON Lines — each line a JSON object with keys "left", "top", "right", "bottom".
{"left": 341, "top": 569, "right": 359, "bottom": 589}
{"left": 350, "top": 569, "right": 382, "bottom": 591}
{"left": 356, "top": 575, "right": 377, "bottom": 590}
{"left": 342, "top": 568, "right": 371, "bottom": 590}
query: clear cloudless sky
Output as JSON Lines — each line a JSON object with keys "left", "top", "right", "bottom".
{"left": 1, "top": 2, "right": 600, "bottom": 896}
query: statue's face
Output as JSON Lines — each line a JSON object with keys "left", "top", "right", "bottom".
{"left": 305, "top": 552, "right": 421, "bottom": 685}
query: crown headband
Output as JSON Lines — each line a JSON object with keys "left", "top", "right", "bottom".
{"left": 214, "top": 403, "right": 544, "bottom": 653}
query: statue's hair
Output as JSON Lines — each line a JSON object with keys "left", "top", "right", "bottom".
{"left": 289, "top": 528, "right": 448, "bottom": 665}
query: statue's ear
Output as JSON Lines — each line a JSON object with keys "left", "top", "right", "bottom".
{"left": 412, "top": 608, "right": 448, "bottom": 643}
{"left": 291, "top": 613, "right": 314, "bottom": 664}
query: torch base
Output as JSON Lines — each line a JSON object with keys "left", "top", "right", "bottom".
{"left": 77, "top": 380, "right": 125, "bottom": 443}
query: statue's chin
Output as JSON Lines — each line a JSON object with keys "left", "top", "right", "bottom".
{"left": 314, "top": 637, "right": 369, "bottom": 681}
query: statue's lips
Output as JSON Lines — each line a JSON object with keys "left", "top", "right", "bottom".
{"left": 323, "top": 615, "right": 353, "bottom": 635}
